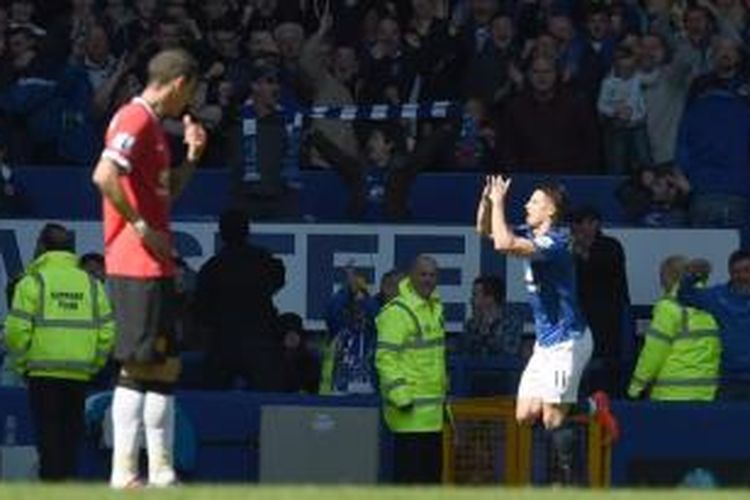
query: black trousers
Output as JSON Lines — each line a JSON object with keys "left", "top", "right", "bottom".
{"left": 27, "top": 377, "right": 87, "bottom": 481}
{"left": 393, "top": 432, "right": 443, "bottom": 484}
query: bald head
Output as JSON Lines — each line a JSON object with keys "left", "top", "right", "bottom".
{"left": 410, "top": 254, "right": 438, "bottom": 299}
{"left": 713, "top": 36, "right": 742, "bottom": 75}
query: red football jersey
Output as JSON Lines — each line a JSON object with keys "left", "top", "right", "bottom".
{"left": 100, "top": 97, "right": 175, "bottom": 278}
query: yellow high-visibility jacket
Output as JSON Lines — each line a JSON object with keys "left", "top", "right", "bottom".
{"left": 5, "top": 251, "right": 115, "bottom": 381}
{"left": 628, "top": 291, "right": 720, "bottom": 401}
{"left": 375, "top": 278, "right": 446, "bottom": 432}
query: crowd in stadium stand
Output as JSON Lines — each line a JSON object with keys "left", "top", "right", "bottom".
{"left": 0, "top": 0, "right": 749, "bottom": 225}
{"left": 1, "top": 1, "right": 750, "bottom": 400}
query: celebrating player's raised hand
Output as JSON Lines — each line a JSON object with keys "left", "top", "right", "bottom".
{"left": 489, "top": 175, "right": 512, "bottom": 204}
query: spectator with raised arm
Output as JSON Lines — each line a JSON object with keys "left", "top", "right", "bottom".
{"left": 640, "top": 33, "right": 694, "bottom": 165}
{"left": 323, "top": 265, "right": 381, "bottom": 395}
{"left": 300, "top": 7, "right": 360, "bottom": 167}
{"left": 628, "top": 255, "right": 720, "bottom": 401}
{"left": 679, "top": 252, "right": 750, "bottom": 400}
{"left": 677, "top": 36, "right": 750, "bottom": 228}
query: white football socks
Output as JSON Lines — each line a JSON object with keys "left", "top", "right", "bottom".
{"left": 110, "top": 386, "right": 145, "bottom": 488}
{"left": 144, "top": 391, "right": 176, "bottom": 487}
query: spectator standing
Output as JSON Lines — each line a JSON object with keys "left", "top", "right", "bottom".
{"left": 463, "top": 13, "right": 520, "bottom": 105}
{"left": 405, "top": 0, "right": 463, "bottom": 102}
{"left": 376, "top": 255, "right": 446, "bottom": 484}
{"left": 231, "top": 62, "right": 299, "bottom": 219}
{"left": 299, "top": 10, "right": 360, "bottom": 167}
{"left": 577, "top": 7, "right": 616, "bottom": 100}
{"left": 499, "top": 56, "right": 600, "bottom": 174}
{"left": 670, "top": 6, "right": 716, "bottom": 79}
{"left": 4, "top": 223, "right": 114, "bottom": 480}
{"left": 273, "top": 22, "right": 306, "bottom": 95}
{"left": 360, "top": 16, "right": 417, "bottom": 104}
{"left": 92, "top": 49, "right": 207, "bottom": 488}
{"left": 323, "top": 266, "right": 381, "bottom": 394}
{"left": 640, "top": 33, "right": 693, "bottom": 165}
{"left": 547, "top": 14, "right": 588, "bottom": 88}
{"left": 571, "top": 207, "right": 631, "bottom": 396}
{"left": 628, "top": 256, "right": 720, "bottom": 401}
{"left": 679, "top": 251, "right": 750, "bottom": 400}
{"left": 279, "top": 312, "right": 320, "bottom": 394}
{"left": 678, "top": 37, "right": 750, "bottom": 228}
{"left": 597, "top": 45, "right": 651, "bottom": 174}
{"left": 194, "top": 209, "right": 286, "bottom": 391}
{"left": 100, "top": 0, "right": 137, "bottom": 56}
{"left": 461, "top": 275, "right": 523, "bottom": 359}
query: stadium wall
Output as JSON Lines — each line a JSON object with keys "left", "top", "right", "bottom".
{"left": 0, "top": 220, "right": 739, "bottom": 331}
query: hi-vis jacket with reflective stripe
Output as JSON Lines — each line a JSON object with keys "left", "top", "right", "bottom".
{"left": 4, "top": 251, "right": 115, "bottom": 381}
{"left": 628, "top": 291, "right": 720, "bottom": 401}
{"left": 375, "top": 278, "right": 446, "bottom": 432}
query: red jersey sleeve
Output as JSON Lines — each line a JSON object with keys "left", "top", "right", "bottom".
{"left": 101, "top": 105, "right": 150, "bottom": 173}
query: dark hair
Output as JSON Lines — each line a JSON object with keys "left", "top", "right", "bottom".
{"left": 729, "top": 249, "right": 750, "bottom": 268}
{"left": 37, "top": 223, "right": 73, "bottom": 253}
{"left": 571, "top": 205, "right": 602, "bottom": 223}
{"left": 79, "top": 252, "right": 104, "bottom": 268}
{"left": 279, "top": 312, "right": 304, "bottom": 334}
{"left": 381, "top": 269, "right": 402, "bottom": 283}
{"left": 474, "top": 275, "right": 506, "bottom": 304}
{"left": 147, "top": 48, "right": 199, "bottom": 85}
{"left": 641, "top": 31, "right": 673, "bottom": 63}
{"left": 536, "top": 181, "right": 568, "bottom": 222}
{"left": 585, "top": 6, "right": 610, "bottom": 19}
{"left": 219, "top": 209, "right": 249, "bottom": 245}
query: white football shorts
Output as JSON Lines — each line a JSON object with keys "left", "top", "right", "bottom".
{"left": 517, "top": 329, "right": 593, "bottom": 403}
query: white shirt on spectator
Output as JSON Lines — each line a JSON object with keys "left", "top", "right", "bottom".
{"left": 597, "top": 72, "right": 647, "bottom": 126}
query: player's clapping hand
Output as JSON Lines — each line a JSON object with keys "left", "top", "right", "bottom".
{"left": 489, "top": 175, "right": 512, "bottom": 204}
{"left": 481, "top": 175, "right": 492, "bottom": 202}
{"left": 183, "top": 114, "right": 207, "bottom": 163}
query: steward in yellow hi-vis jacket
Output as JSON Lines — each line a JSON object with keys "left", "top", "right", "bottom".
{"left": 628, "top": 255, "right": 720, "bottom": 401}
{"left": 375, "top": 255, "right": 446, "bottom": 484}
{"left": 4, "top": 224, "right": 115, "bottom": 481}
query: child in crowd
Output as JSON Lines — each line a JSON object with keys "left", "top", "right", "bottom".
{"left": 598, "top": 45, "right": 652, "bottom": 174}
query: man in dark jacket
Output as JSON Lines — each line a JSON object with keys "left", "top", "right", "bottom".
{"left": 676, "top": 37, "right": 750, "bottom": 228}
{"left": 571, "top": 206, "right": 630, "bottom": 396}
{"left": 195, "top": 209, "right": 286, "bottom": 390}
{"left": 498, "top": 56, "right": 600, "bottom": 174}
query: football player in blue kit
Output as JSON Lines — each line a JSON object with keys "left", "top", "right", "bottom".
{"left": 476, "top": 175, "right": 619, "bottom": 484}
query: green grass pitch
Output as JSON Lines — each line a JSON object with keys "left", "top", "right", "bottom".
{"left": 0, "top": 485, "right": 748, "bottom": 499}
